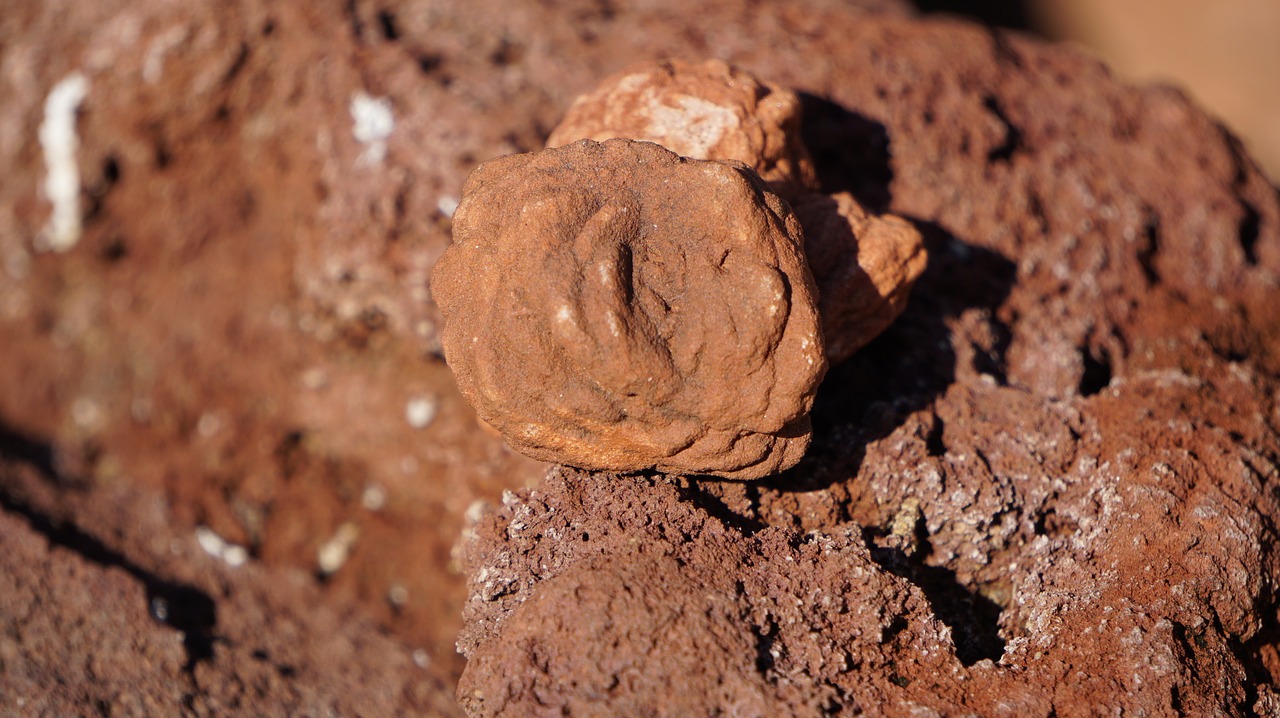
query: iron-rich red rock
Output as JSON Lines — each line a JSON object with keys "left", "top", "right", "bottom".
{"left": 454, "top": 11, "right": 1280, "bottom": 718}
{"left": 1, "top": 0, "right": 1278, "bottom": 715}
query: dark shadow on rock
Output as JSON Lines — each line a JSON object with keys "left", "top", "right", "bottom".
{"left": 799, "top": 93, "right": 895, "bottom": 214}
{"left": 869, "top": 540, "right": 1007, "bottom": 666}
{"left": 767, "top": 101, "right": 1018, "bottom": 494}
{"left": 1235, "top": 608, "right": 1280, "bottom": 711}
{"left": 0, "top": 422, "right": 218, "bottom": 673}
{"left": 913, "top": 0, "right": 1036, "bottom": 31}
{"left": 0, "top": 424, "right": 57, "bottom": 479}
{"left": 675, "top": 476, "right": 768, "bottom": 536}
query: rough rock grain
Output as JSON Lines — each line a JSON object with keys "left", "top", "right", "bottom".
{"left": 1, "top": 0, "right": 914, "bottom": 704}
{"left": 457, "top": 470, "right": 955, "bottom": 717}
{"left": 433, "top": 139, "right": 827, "bottom": 479}
{"left": 2, "top": 0, "right": 1279, "bottom": 715}
{"left": 0, "top": 456, "right": 459, "bottom": 717}
{"left": 547, "top": 59, "right": 818, "bottom": 199}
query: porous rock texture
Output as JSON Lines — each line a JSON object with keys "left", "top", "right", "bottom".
{"left": 2, "top": 0, "right": 1279, "bottom": 716}
{"left": 456, "top": 13, "right": 1280, "bottom": 718}
{"left": 0, "top": 456, "right": 459, "bottom": 716}
{"left": 433, "top": 139, "right": 826, "bottom": 480}
{"left": 3, "top": 0, "right": 917, "bottom": 709}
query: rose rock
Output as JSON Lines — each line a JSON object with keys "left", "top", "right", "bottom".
{"left": 431, "top": 139, "right": 827, "bottom": 479}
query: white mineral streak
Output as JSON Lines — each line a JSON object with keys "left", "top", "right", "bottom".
{"left": 317, "top": 521, "right": 361, "bottom": 575}
{"left": 350, "top": 91, "right": 394, "bottom": 166}
{"left": 37, "top": 73, "right": 89, "bottom": 253}
{"left": 195, "top": 526, "right": 248, "bottom": 567}
{"left": 644, "top": 93, "right": 735, "bottom": 157}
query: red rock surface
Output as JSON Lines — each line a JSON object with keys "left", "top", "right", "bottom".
{"left": 2, "top": 0, "right": 1278, "bottom": 715}
{"left": 1, "top": 456, "right": 457, "bottom": 715}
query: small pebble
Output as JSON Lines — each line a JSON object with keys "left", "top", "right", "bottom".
{"left": 405, "top": 395, "right": 438, "bottom": 429}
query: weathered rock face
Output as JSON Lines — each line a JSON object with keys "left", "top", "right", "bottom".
{"left": 2, "top": 0, "right": 918, "bottom": 709}
{"left": 433, "top": 139, "right": 826, "bottom": 479}
{"left": 455, "top": 12, "right": 1280, "bottom": 718}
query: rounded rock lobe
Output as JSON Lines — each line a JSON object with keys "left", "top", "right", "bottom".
{"left": 432, "top": 139, "right": 827, "bottom": 479}
{"left": 547, "top": 59, "right": 819, "bottom": 199}
{"left": 549, "top": 59, "right": 927, "bottom": 364}
{"left": 793, "top": 191, "right": 928, "bottom": 362}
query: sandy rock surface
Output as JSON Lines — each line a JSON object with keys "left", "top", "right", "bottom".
{"left": 1, "top": 0, "right": 1278, "bottom": 715}
{"left": 547, "top": 60, "right": 929, "bottom": 366}
{"left": 434, "top": 139, "right": 825, "bottom": 479}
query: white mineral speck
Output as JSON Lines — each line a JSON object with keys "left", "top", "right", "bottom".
{"left": 70, "top": 397, "right": 102, "bottom": 432}
{"left": 195, "top": 526, "right": 225, "bottom": 556}
{"left": 196, "top": 412, "right": 222, "bottom": 438}
{"left": 350, "top": 91, "right": 394, "bottom": 166}
{"left": 412, "top": 648, "right": 430, "bottom": 668}
{"left": 437, "top": 195, "right": 459, "bottom": 218}
{"left": 361, "top": 483, "right": 387, "bottom": 511}
{"left": 195, "top": 526, "right": 249, "bottom": 567}
{"left": 405, "top": 395, "right": 439, "bottom": 429}
{"left": 317, "top": 522, "right": 361, "bottom": 575}
{"left": 222, "top": 544, "right": 248, "bottom": 567}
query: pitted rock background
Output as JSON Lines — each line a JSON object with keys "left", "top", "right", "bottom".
{"left": 1, "top": 0, "right": 1278, "bottom": 715}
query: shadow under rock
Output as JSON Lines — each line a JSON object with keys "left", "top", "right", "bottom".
{"left": 913, "top": 0, "right": 1036, "bottom": 31}
{"left": 869, "top": 536, "right": 1007, "bottom": 666}
{"left": 766, "top": 99, "right": 1017, "bottom": 495}
{"left": 0, "top": 422, "right": 218, "bottom": 673}
{"left": 799, "top": 93, "right": 896, "bottom": 215}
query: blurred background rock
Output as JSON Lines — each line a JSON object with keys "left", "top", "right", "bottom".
{"left": 921, "top": 0, "right": 1280, "bottom": 183}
